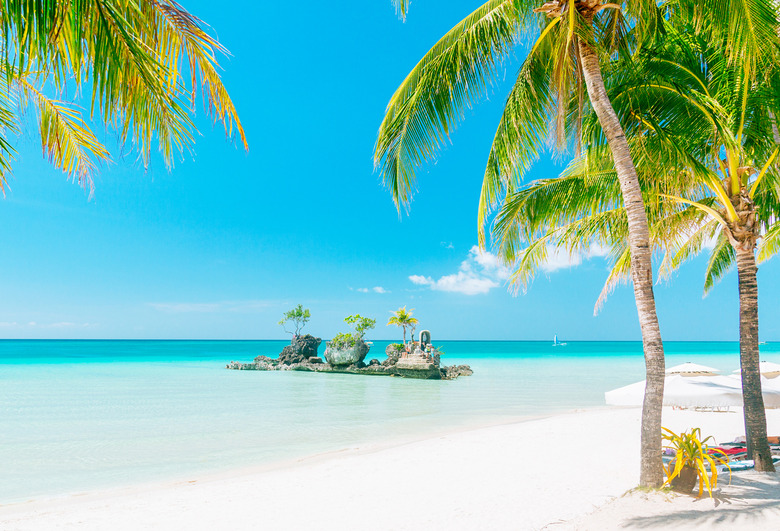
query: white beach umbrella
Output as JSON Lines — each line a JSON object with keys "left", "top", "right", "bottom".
{"left": 755, "top": 377, "right": 780, "bottom": 408}
{"left": 756, "top": 375, "right": 780, "bottom": 397}
{"left": 605, "top": 375, "right": 741, "bottom": 407}
{"left": 604, "top": 379, "right": 647, "bottom": 406}
{"left": 666, "top": 362, "right": 720, "bottom": 377}
{"left": 604, "top": 374, "right": 780, "bottom": 408}
{"left": 732, "top": 361, "right": 780, "bottom": 379}
{"left": 663, "top": 375, "right": 743, "bottom": 408}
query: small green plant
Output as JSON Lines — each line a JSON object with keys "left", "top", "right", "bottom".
{"left": 662, "top": 427, "right": 730, "bottom": 498}
{"left": 328, "top": 314, "right": 376, "bottom": 349}
{"left": 278, "top": 304, "right": 310, "bottom": 337}
{"left": 346, "top": 314, "right": 376, "bottom": 339}
{"left": 330, "top": 332, "right": 356, "bottom": 349}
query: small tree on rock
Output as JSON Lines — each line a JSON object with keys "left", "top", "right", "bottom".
{"left": 387, "top": 306, "right": 418, "bottom": 346}
{"left": 330, "top": 314, "right": 376, "bottom": 349}
{"left": 279, "top": 304, "right": 310, "bottom": 338}
{"left": 346, "top": 314, "right": 376, "bottom": 342}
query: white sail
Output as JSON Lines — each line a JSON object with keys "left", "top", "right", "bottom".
{"left": 552, "top": 334, "right": 567, "bottom": 347}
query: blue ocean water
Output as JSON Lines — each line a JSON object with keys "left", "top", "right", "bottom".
{"left": 2, "top": 340, "right": 778, "bottom": 503}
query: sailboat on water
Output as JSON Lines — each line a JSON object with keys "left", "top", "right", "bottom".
{"left": 552, "top": 334, "right": 567, "bottom": 347}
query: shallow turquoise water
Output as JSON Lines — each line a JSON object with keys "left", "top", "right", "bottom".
{"left": 2, "top": 340, "right": 778, "bottom": 503}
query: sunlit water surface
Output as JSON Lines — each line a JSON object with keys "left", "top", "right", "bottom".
{"left": 2, "top": 340, "right": 777, "bottom": 502}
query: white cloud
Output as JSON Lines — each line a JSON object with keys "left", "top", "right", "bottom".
{"left": 409, "top": 243, "right": 611, "bottom": 295}
{"left": 408, "top": 246, "right": 508, "bottom": 295}
{"left": 535, "top": 243, "right": 612, "bottom": 273}
{"left": 355, "top": 286, "right": 389, "bottom": 294}
{"left": 586, "top": 243, "right": 611, "bottom": 258}
{"left": 701, "top": 234, "right": 718, "bottom": 250}
{"left": 470, "top": 247, "right": 511, "bottom": 279}
{"left": 440, "top": 241, "right": 454, "bottom": 249}
{"left": 540, "top": 246, "right": 583, "bottom": 273}
{"left": 418, "top": 271, "right": 499, "bottom": 295}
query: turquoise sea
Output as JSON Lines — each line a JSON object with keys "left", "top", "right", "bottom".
{"left": 2, "top": 340, "right": 779, "bottom": 503}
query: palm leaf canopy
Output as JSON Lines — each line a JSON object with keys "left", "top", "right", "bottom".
{"left": 491, "top": 1, "right": 780, "bottom": 307}
{"left": 373, "top": 0, "right": 666, "bottom": 231}
{"left": 0, "top": 0, "right": 247, "bottom": 192}
{"left": 387, "top": 306, "right": 418, "bottom": 326}
{"left": 374, "top": 0, "right": 780, "bottom": 244}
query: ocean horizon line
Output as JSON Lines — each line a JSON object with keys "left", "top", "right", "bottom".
{"left": 0, "top": 338, "right": 768, "bottom": 343}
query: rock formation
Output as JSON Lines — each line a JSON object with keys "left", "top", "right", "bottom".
{"left": 324, "top": 339, "right": 370, "bottom": 367}
{"left": 382, "top": 344, "right": 403, "bottom": 367}
{"left": 229, "top": 341, "right": 472, "bottom": 380}
{"left": 266, "top": 334, "right": 322, "bottom": 365}
{"left": 441, "top": 365, "right": 474, "bottom": 379}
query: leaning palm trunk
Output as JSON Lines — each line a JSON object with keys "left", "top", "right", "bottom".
{"left": 734, "top": 245, "right": 775, "bottom": 471}
{"left": 577, "top": 32, "right": 665, "bottom": 487}
{"left": 377, "top": 0, "right": 669, "bottom": 488}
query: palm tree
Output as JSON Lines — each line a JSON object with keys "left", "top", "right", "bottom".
{"left": 0, "top": 2, "right": 246, "bottom": 191}
{"left": 376, "top": 0, "right": 667, "bottom": 486}
{"left": 632, "top": 20, "right": 780, "bottom": 471}
{"left": 493, "top": 10, "right": 780, "bottom": 471}
{"left": 387, "top": 306, "right": 419, "bottom": 346}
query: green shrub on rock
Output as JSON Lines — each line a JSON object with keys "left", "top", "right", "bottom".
{"left": 328, "top": 314, "right": 375, "bottom": 349}
{"left": 325, "top": 315, "right": 376, "bottom": 366}
{"left": 330, "top": 332, "right": 357, "bottom": 349}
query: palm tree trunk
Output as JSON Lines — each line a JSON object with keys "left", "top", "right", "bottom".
{"left": 734, "top": 246, "right": 775, "bottom": 472}
{"left": 577, "top": 36, "right": 665, "bottom": 487}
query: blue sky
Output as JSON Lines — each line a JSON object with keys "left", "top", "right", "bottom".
{"left": 0, "top": 0, "right": 778, "bottom": 341}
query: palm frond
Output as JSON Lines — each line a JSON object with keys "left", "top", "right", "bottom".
{"left": 504, "top": 206, "right": 627, "bottom": 292}
{"left": 391, "top": 0, "right": 409, "bottom": 21}
{"left": 374, "top": 0, "right": 528, "bottom": 211}
{"left": 659, "top": 216, "right": 718, "bottom": 277}
{"left": 689, "top": 0, "right": 778, "bottom": 72}
{"left": 703, "top": 230, "right": 736, "bottom": 294}
{"left": 152, "top": 1, "right": 247, "bottom": 149}
{"left": 17, "top": 77, "right": 109, "bottom": 188}
{"left": 0, "top": 0, "right": 246, "bottom": 175}
{"left": 624, "top": 0, "right": 665, "bottom": 50}
{"left": 0, "top": 77, "right": 20, "bottom": 191}
{"left": 508, "top": 235, "right": 554, "bottom": 292}
{"left": 758, "top": 223, "right": 780, "bottom": 263}
{"left": 480, "top": 51, "right": 554, "bottom": 245}
{"left": 594, "top": 245, "right": 631, "bottom": 315}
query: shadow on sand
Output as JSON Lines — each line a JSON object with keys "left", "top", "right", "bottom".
{"left": 622, "top": 472, "right": 780, "bottom": 529}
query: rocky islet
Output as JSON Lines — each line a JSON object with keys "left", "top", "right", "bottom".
{"left": 226, "top": 337, "right": 472, "bottom": 380}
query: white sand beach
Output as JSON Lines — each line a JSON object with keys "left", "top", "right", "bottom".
{"left": 2, "top": 407, "right": 780, "bottom": 531}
